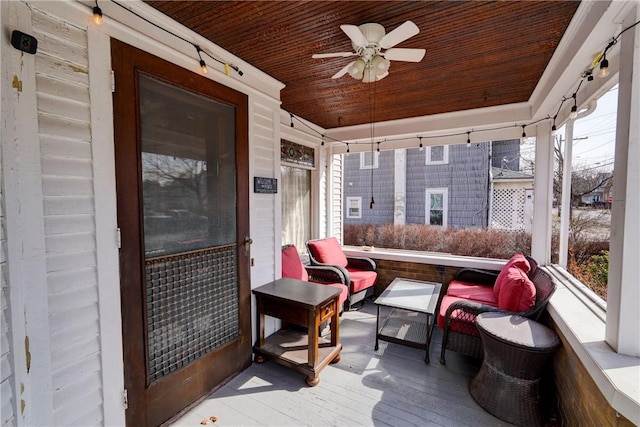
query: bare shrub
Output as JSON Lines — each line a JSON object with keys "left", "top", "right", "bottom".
{"left": 344, "top": 224, "right": 531, "bottom": 259}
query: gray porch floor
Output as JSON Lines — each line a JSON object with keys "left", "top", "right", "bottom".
{"left": 171, "top": 302, "right": 514, "bottom": 427}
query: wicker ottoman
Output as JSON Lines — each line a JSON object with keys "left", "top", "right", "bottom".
{"left": 469, "top": 312, "right": 560, "bottom": 427}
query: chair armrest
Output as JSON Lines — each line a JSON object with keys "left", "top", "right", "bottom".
{"left": 306, "top": 265, "right": 347, "bottom": 285}
{"left": 346, "top": 256, "right": 376, "bottom": 271}
{"left": 454, "top": 268, "right": 498, "bottom": 286}
{"left": 443, "top": 300, "right": 506, "bottom": 336}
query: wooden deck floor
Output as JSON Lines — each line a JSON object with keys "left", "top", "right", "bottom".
{"left": 171, "top": 302, "right": 514, "bottom": 426}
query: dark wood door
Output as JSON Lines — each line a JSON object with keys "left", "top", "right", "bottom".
{"left": 111, "top": 39, "right": 251, "bottom": 427}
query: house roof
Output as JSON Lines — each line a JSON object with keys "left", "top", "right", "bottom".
{"left": 491, "top": 166, "right": 534, "bottom": 180}
{"left": 145, "top": 1, "right": 580, "bottom": 130}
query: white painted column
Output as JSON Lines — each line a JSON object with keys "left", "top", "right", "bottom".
{"left": 531, "top": 121, "right": 555, "bottom": 265}
{"left": 558, "top": 124, "right": 574, "bottom": 268}
{"left": 2, "top": 2, "right": 54, "bottom": 424}
{"left": 606, "top": 6, "right": 640, "bottom": 356}
{"left": 394, "top": 149, "right": 406, "bottom": 225}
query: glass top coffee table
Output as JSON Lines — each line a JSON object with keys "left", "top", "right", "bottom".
{"left": 374, "top": 278, "right": 442, "bottom": 363}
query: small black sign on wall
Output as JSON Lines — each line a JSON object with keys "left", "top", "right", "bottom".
{"left": 254, "top": 177, "right": 277, "bottom": 194}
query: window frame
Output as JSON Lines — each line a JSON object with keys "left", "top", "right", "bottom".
{"left": 425, "top": 145, "right": 449, "bottom": 165}
{"left": 425, "top": 187, "right": 448, "bottom": 226}
{"left": 360, "top": 151, "right": 380, "bottom": 169}
{"left": 346, "top": 196, "right": 362, "bottom": 219}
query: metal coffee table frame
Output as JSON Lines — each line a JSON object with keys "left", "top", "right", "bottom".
{"left": 374, "top": 278, "right": 442, "bottom": 363}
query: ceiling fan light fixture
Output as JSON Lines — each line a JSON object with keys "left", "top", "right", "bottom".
{"left": 348, "top": 58, "right": 365, "bottom": 79}
{"left": 371, "top": 55, "right": 390, "bottom": 74}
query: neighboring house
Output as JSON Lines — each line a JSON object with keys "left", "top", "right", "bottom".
{"left": 580, "top": 172, "right": 614, "bottom": 208}
{"left": 344, "top": 140, "right": 531, "bottom": 230}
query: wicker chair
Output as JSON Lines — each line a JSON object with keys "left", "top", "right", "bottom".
{"left": 439, "top": 256, "right": 557, "bottom": 364}
{"left": 306, "top": 237, "right": 377, "bottom": 310}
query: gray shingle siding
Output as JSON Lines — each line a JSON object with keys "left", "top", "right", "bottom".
{"left": 343, "top": 151, "right": 394, "bottom": 224}
{"left": 344, "top": 142, "right": 502, "bottom": 228}
{"left": 491, "top": 139, "right": 521, "bottom": 171}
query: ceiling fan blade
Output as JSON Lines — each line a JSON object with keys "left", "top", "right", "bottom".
{"left": 340, "top": 24, "right": 368, "bottom": 49}
{"left": 379, "top": 20, "right": 419, "bottom": 49}
{"left": 332, "top": 61, "right": 355, "bottom": 79}
{"left": 383, "top": 48, "right": 426, "bottom": 62}
{"left": 312, "top": 52, "right": 356, "bottom": 59}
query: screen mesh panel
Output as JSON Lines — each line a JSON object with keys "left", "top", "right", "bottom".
{"left": 145, "top": 245, "right": 239, "bottom": 383}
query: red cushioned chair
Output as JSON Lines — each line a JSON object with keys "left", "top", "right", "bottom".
{"left": 438, "top": 254, "right": 557, "bottom": 364}
{"left": 306, "top": 237, "right": 377, "bottom": 310}
{"left": 281, "top": 244, "right": 348, "bottom": 312}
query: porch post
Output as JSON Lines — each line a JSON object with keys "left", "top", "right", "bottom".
{"left": 558, "top": 123, "right": 574, "bottom": 268}
{"left": 606, "top": 5, "right": 640, "bottom": 356}
{"left": 394, "top": 149, "right": 406, "bottom": 225}
{"left": 531, "top": 121, "right": 554, "bottom": 265}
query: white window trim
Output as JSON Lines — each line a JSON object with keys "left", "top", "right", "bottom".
{"left": 425, "top": 145, "right": 449, "bottom": 165}
{"left": 425, "top": 188, "right": 448, "bottom": 227}
{"left": 360, "top": 151, "right": 380, "bottom": 169}
{"left": 346, "top": 196, "right": 362, "bottom": 219}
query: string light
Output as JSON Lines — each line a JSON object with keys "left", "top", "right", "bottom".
{"left": 290, "top": 113, "right": 294, "bottom": 128}
{"left": 93, "top": 0, "right": 103, "bottom": 25}
{"left": 346, "top": 143, "right": 350, "bottom": 153}
{"left": 321, "top": 135, "right": 325, "bottom": 146}
{"left": 418, "top": 136, "right": 423, "bottom": 151}
{"left": 569, "top": 93, "right": 578, "bottom": 119}
{"left": 110, "top": 0, "right": 244, "bottom": 78}
{"left": 520, "top": 125, "right": 527, "bottom": 144}
{"left": 195, "top": 46, "right": 207, "bottom": 74}
{"left": 599, "top": 55, "right": 609, "bottom": 78}
{"left": 466, "top": 131, "right": 471, "bottom": 147}
{"left": 376, "top": 142, "right": 380, "bottom": 153}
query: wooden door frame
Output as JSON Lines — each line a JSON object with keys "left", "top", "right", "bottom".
{"left": 111, "top": 38, "right": 251, "bottom": 427}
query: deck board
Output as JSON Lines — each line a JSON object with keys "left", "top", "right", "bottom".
{"left": 171, "top": 302, "right": 514, "bottom": 426}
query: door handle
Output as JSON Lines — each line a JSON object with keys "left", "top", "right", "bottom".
{"left": 243, "top": 236, "right": 253, "bottom": 252}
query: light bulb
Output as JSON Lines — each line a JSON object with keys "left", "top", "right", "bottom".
{"left": 371, "top": 55, "right": 390, "bottom": 76}
{"left": 348, "top": 59, "right": 365, "bottom": 80}
{"left": 520, "top": 126, "right": 527, "bottom": 144}
{"left": 599, "top": 57, "right": 609, "bottom": 78}
{"left": 93, "top": 5, "right": 103, "bottom": 25}
{"left": 569, "top": 105, "right": 578, "bottom": 119}
{"left": 199, "top": 59, "right": 207, "bottom": 74}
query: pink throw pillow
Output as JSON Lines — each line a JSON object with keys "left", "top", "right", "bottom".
{"left": 493, "top": 253, "right": 531, "bottom": 299}
{"left": 497, "top": 266, "right": 536, "bottom": 312}
{"left": 308, "top": 237, "right": 348, "bottom": 268}
{"left": 282, "top": 245, "right": 309, "bottom": 281}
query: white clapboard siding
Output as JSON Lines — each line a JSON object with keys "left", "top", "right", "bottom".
{"left": 32, "top": 7, "right": 103, "bottom": 426}
{"left": 331, "top": 154, "right": 343, "bottom": 242}
{"left": 250, "top": 100, "right": 278, "bottom": 284}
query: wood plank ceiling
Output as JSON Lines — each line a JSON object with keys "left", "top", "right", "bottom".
{"left": 146, "top": 1, "right": 580, "bottom": 130}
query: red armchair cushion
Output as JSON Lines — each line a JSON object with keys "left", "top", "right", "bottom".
{"left": 497, "top": 266, "right": 536, "bottom": 312}
{"left": 282, "top": 245, "right": 309, "bottom": 281}
{"left": 493, "top": 253, "right": 531, "bottom": 299}
{"left": 447, "top": 281, "right": 497, "bottom": 305}
{"left": 308, "top": 237, "right": 348, "bottom": 268}
{"left": 345, "top": 268, "right": 377, "bottom": 293}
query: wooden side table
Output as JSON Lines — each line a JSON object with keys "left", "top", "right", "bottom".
{"left": 252, "top": 278, "right": 342, "bottom": 386}
{"left": 470, "top": 312, "right": 560, "bottom": 426}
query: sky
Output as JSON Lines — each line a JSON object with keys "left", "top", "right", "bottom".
{"left": 519, "top": 85, "right": 618, "bottom": 174}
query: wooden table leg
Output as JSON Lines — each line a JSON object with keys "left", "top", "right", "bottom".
{"left": 330, "top": 298, "right": 341, "bottom": 364}
{"left": 254, "top": 297, "right": 266, "bottom": 363}
{"left": 308, "top": 305, "right": 319, "bottom": 370}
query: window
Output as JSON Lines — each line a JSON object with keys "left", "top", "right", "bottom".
{"left": 426, "top": 145, "right": 448, "bottom": 165}
{"left": 360, "top": 151, "right": 379, "bottom": 169}
{"left": 426, "top": 188, "right": 448, "bottom": 226}
{"left": 346, "top": 197, "right": 362, "bottom": 218}
{"left": 281, "top": 165, "right": 311, "bottom": 250}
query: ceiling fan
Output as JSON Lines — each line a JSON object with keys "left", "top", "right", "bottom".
{"left": 312, "top": 20, "right": 426, "bottom": 83}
